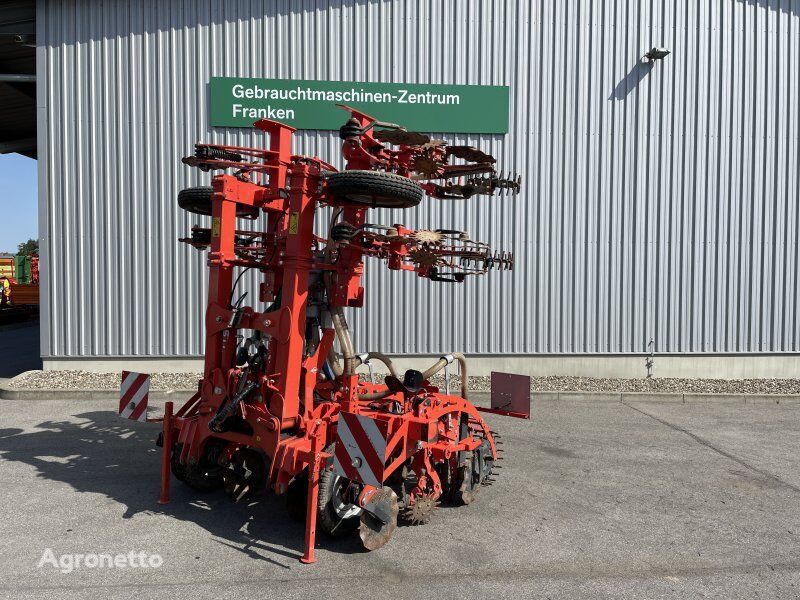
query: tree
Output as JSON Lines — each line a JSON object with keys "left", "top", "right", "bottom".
{"left": 17, "top": 238, "right": 38, "bottom": 256}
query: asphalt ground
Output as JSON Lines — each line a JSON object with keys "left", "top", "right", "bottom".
{"left": 1, "top": 395, "right": 799, "bottom": 599}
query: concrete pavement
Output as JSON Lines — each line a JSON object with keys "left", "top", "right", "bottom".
{"left": 1, "top": 395, "right": 799, "bottom": 599}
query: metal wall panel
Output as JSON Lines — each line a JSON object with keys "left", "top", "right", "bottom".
{"left": 38, "top": 0, "right": 800, "bottom": 358}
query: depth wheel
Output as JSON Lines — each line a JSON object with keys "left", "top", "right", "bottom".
{"left": 317, "top": 468, "right": 362, "bottom": 537}
{"left": 177, "top": 186, "right": 259, "bottom": 219}
{"left": 326, "top": 170, "right": 424, "bottom": 209}
{"left": 171, "top": 442, "right": 224, "bottom": 492}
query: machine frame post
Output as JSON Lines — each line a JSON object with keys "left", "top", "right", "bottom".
{"left": 158, "top": 401, "right": 174, "bottom": 505}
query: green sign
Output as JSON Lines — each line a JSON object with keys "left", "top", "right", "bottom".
{"left": 210, "top": 77, "right": 509, "bottom": 134}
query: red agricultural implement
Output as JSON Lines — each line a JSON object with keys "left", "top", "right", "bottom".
{"left": 139, "top": 107, "right": 527, "bottom": 562}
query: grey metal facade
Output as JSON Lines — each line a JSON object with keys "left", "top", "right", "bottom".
{"left": 38, "top": 0, "right": 800, "bottom": 360}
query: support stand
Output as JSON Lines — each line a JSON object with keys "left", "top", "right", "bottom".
{"left": 158, "top": 401, "right": 174, "bottom": 505}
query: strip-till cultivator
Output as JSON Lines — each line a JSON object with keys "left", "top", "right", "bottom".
{"left": 158, "top": 107, "right": 524, "bottom": 562}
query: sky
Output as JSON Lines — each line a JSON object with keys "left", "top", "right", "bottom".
{"left": 0, "top": 154, "right": 38, "bottom": 255}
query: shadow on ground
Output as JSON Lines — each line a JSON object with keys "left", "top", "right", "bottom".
{"left": 0, "top": 410, "right": 363, "bottom": 567}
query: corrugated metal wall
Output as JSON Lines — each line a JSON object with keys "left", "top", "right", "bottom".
{"left": 38, "top": 0, "right": 800, "bottom": 358}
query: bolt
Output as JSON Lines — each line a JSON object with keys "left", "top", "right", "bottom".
{"left": 215, "top": 316, "right": 222, "bottom": 322}
{"left": 213, "top": 386, "right": 223, "bottom": 394}
{"left": 352, "top": 457, "right": 362, "bottom": 468}
{"left": 263, "top": 319, "right": 272, "bottom": 327}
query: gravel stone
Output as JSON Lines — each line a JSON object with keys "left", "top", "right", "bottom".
{"left": 9, "top": 370, "right": 203, "bottom": 391}
{"left": 8, "top": 370, "right": 800, "bottom": 395}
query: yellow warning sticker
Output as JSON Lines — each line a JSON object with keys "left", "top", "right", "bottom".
{"left": 288, "top": 212, "right": 299, "bottom": 235}
{"left": 211, "top": 217, "right": 221, "bottom": 237}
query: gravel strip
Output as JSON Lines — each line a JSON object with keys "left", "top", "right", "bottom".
{"left": 9, "top": 371, "right": 203, "bottom": 391}
{"left": 8, "top": 370, "right": 800, "bottom": 395}
{"left": 429, "top": 374, "right": 800, "bottom": 394}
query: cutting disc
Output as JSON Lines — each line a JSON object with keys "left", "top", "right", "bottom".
{"left": 403, "top": 493, "right": 438, "bottom": 525}
{"left": 359, "top": 487, "right": 399, "bottom": 551}
{"left": 411, "top": 153, "right": 441, "bottom": 177}
{"left": 409, "top": 248, "right": 440, "bottom": 268}
{"left": 446, "top": 145, "right": 496, "bottom": 164}
{"left": 373, "top": 129, "right": 431, "bottom": 146}
{"left": 413, "top": 230, "right": 444, "bottom": 244}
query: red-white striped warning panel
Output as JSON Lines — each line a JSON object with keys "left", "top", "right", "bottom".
{"left": 118, "top": 371, "right": 150, "bottom": 422}
{"left": 332, "top": 412, "right": 388, "bottom": 488}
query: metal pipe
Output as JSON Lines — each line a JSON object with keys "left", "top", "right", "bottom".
{"left": 422, "top": 353, "right": 468, "bottom": 400}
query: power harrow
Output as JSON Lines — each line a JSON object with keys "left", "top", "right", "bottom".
{"left": 139, "top": 106, "right": 526, "bottom": 562}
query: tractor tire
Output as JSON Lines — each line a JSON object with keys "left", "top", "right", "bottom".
{"left": 171, "top": 443, "right": 224, "bottom": 492}
{"left": 177, "top": 186, "right": 259, "bottom": 219}
{"left": 317, "top": 467, "right": 362, "bottom": 537}
{"left": 326, "top": 170, "right": 424, "bottom": 209}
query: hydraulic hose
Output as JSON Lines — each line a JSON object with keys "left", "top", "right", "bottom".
{"left": 358, "top": 352, "right": 468, "bottom": 402}
{"left": 354, "top": 352, "right": 400, "bottom": 379}
{"left": 327, "top": 349, "right": 344, "bottom": 377}
{"left": 323, "top": 207, "right": 357, "bottom": 376}
{"left": 330, "top": 304, "right": 356, "bottom": 375}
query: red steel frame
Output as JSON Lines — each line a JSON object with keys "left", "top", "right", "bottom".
{"left": 161, "top": 115, "right": 503, "bottom": 563}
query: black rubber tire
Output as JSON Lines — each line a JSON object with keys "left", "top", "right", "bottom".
{"left": 177, "top": 186, "right": 259, "bottom": 219}
{"left": 317, "top": 467, "right": 361, "bottom": 537}
{"left": 171, "top": 443, "right": 224, "bottom": 492}
{"left": 326, "top": 170, "right": 424, "bottom": 209}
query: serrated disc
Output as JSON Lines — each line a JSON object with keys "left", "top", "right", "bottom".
{"left": 413, "top": 230, "right": 444, "bottom": 244}
{"left": 374, "top": 129, "right": 431, "bottom": 146}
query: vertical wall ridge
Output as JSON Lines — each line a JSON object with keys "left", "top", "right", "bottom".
{"left": 40, "top": 0, "right": 800, "bottom": 358}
